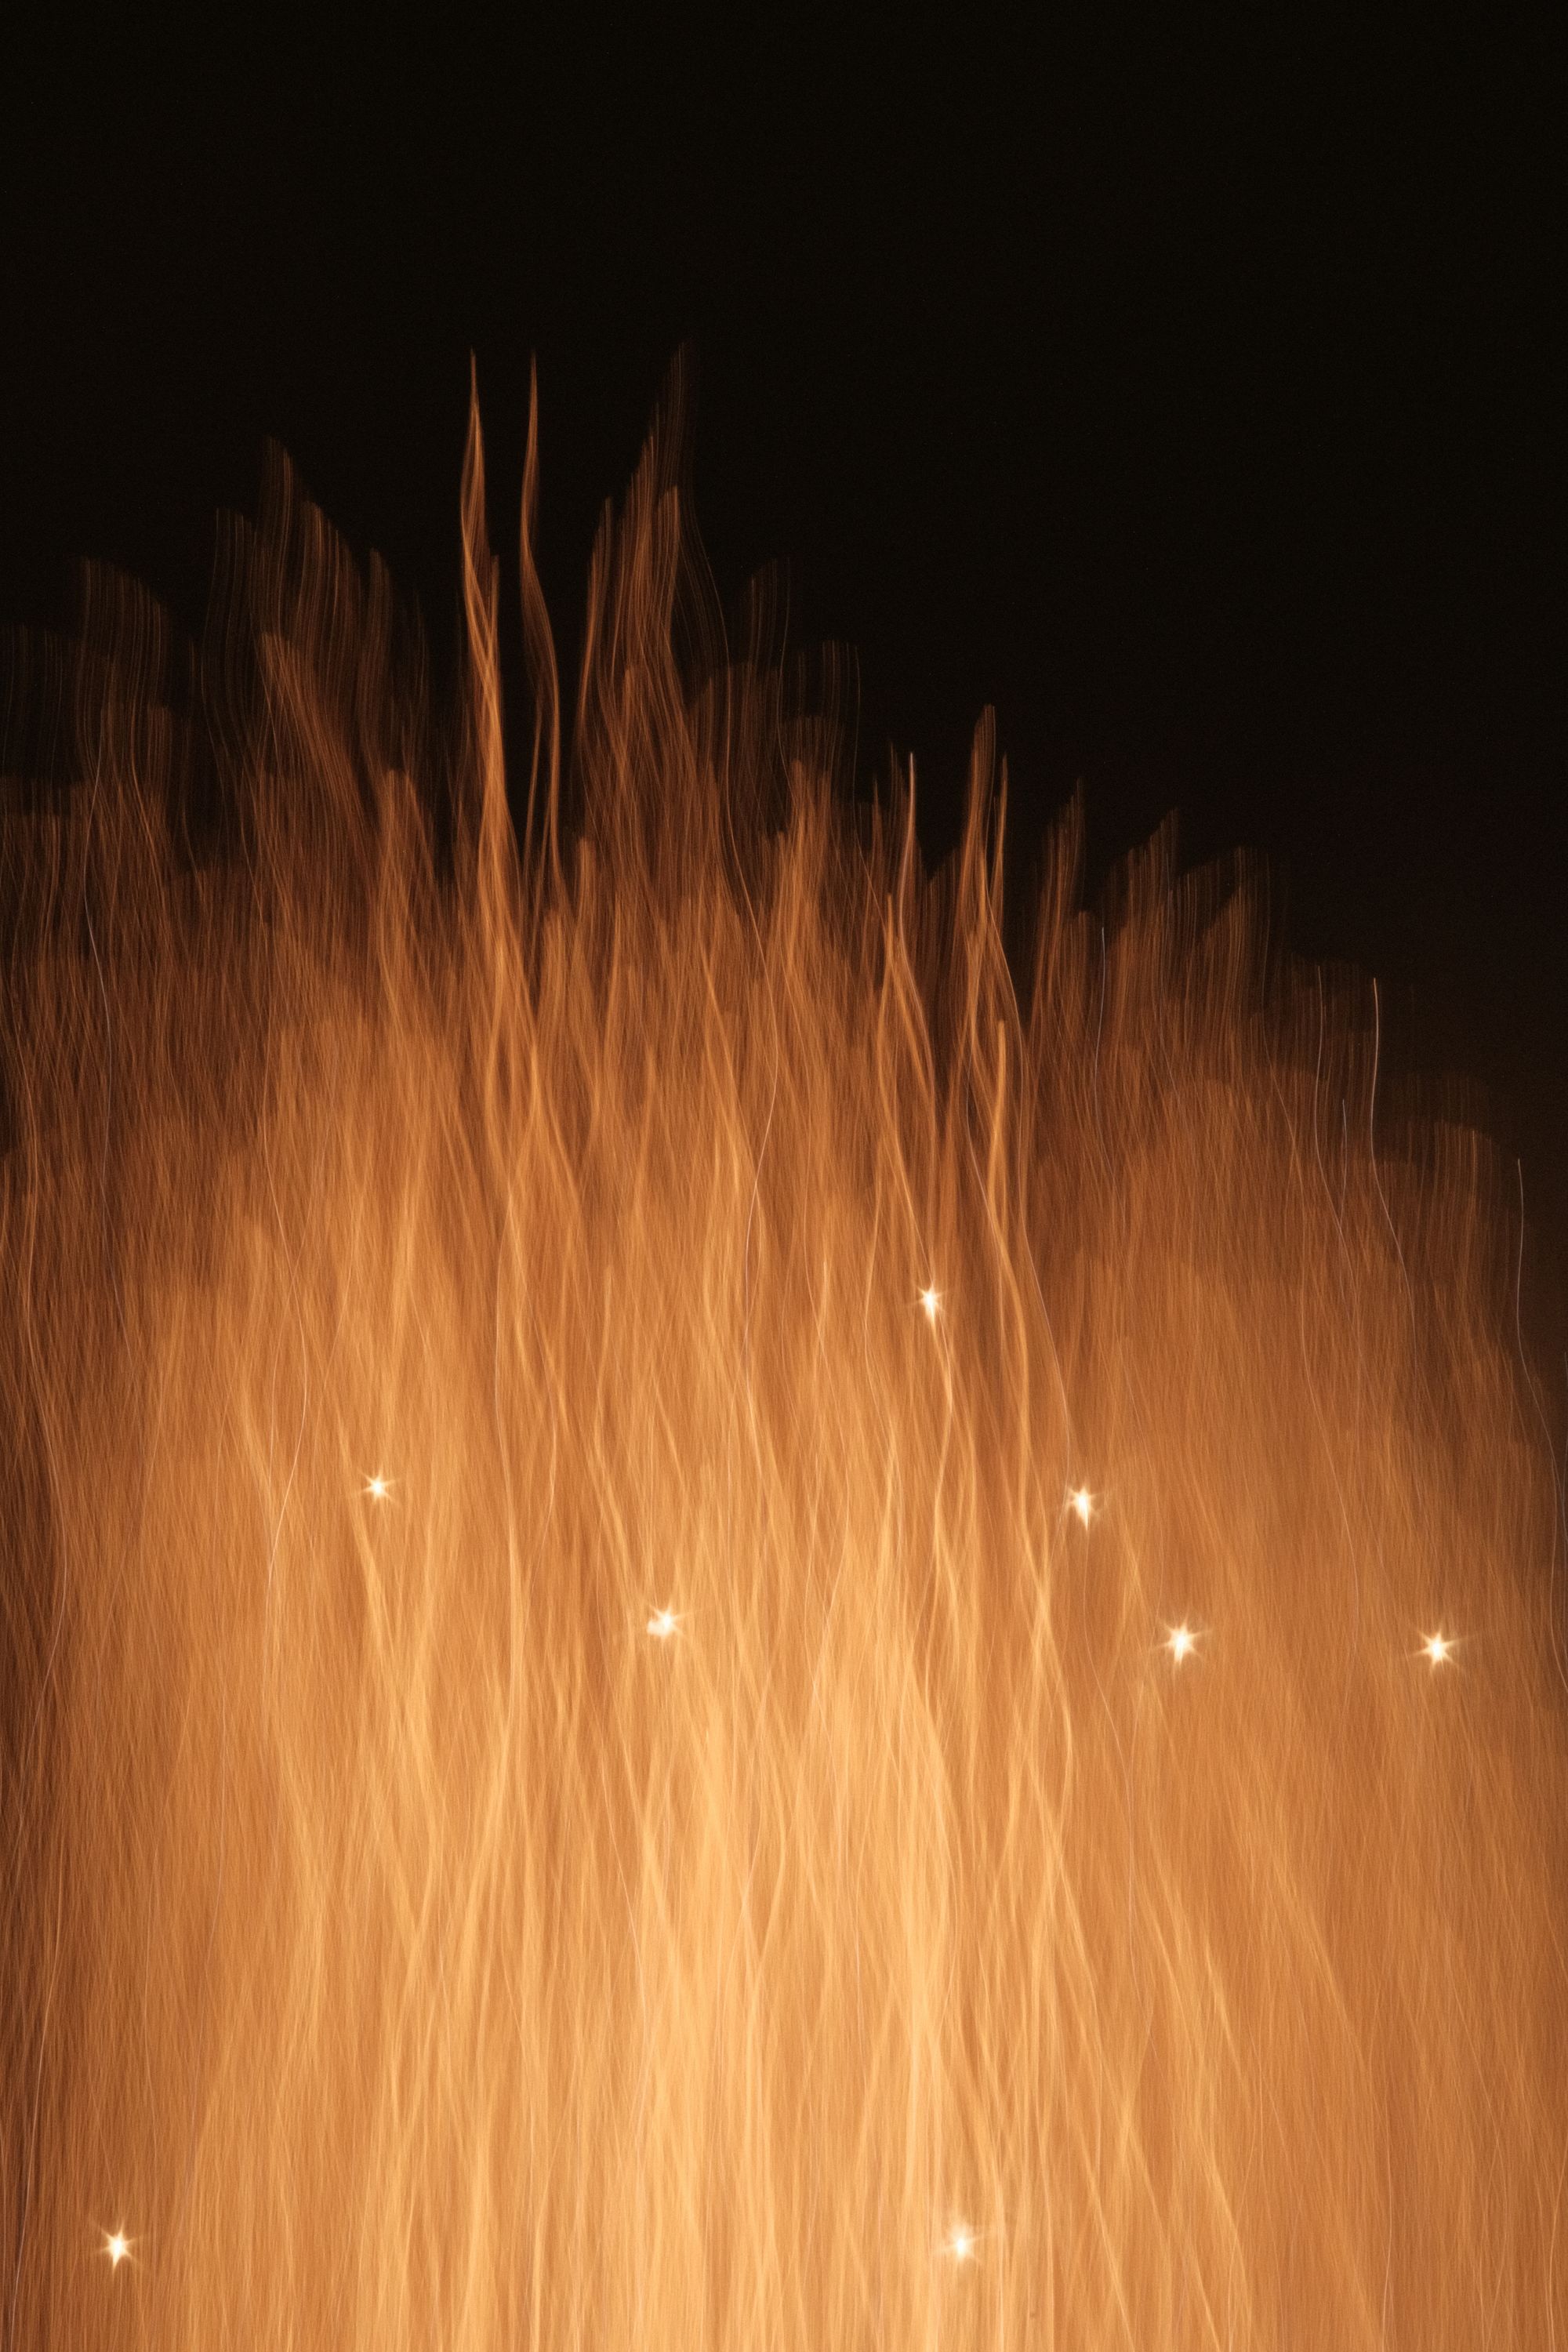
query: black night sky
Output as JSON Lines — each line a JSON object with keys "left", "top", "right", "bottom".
{"left": 4, "top": 20, "right": 1564, "bottom": 1355}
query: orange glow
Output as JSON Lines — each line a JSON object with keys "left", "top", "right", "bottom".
{"left": 2, "top": 383, "right": 1566, "bottom": 2346}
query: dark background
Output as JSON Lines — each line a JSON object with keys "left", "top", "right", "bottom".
{"left": 3, "top": 19, "right": 1563, "bottom": 1359}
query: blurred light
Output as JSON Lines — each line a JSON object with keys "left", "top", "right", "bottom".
{"left": 9, "top": 381, "right": 1561, "bottom": 2352}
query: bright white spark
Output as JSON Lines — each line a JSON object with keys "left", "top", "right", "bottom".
{"left": 944, "top": 2223, "right": 977, "bottom": 2263}
{"left": 920, "top": 1284, "right": 941, "bottom": 1323}
{"left": 1423, "top": 1631, "right": 1454, "bottom": 1667}
{"left": 364, "top": 1473, "right": 391, "bottom": 1501}
{"left": 1069, "top": 1486, "right": 1094, "bottom": 1527}
{"left": 1167, "top": 1622, "right": 1196, "bottom": 1664}
{"left": 647, "top": 1607, "right": 678, "bottom": 1640}
{"left": 103, "top": 2230, "right": 132, "bottom": 2270}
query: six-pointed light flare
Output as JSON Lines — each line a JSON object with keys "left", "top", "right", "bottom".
{"left": 920, "top": 1283, "right": 942, "bottom": 1324}
{"left": 102, "top": 2229, "right": 132, "bottom": 2270}
{"left": 647, "top": 1606, "right": 678, "bottom": 1640}
{"left": 1167, "top": 1622, "right": 1197, "bottom": 1664}
{"left": 1069, "top": 1486, "right": 1094, "bottom": 1527}
{"left": 943, "top": 2223, "right": 977, "bottom": 2263}
{"left": 1423, "top": 1631, "right": 1454, "bottom": 1667}
{"left": 364, "top": 1472, "right": 392, "bottom": 1502}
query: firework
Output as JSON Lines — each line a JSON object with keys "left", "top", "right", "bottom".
{"left": 2, "top": 387, "right": 1564, "bottom": 2347}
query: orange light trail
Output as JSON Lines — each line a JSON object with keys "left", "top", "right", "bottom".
{"left": 1, "top": 383, "right": 1565, "bottom": 2347}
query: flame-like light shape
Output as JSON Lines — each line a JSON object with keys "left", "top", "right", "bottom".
{"left": 1, "top": 380, "right": 1564, "bottom": 2347}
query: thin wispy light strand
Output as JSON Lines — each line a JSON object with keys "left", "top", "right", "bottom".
{"left": 1, "top": 383, "right": 1565, "bottom": 2347}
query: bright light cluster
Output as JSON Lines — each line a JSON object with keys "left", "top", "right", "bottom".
{"left": 6, "top": 394, "right": 1548, "bottom": 2352}
{"left": 352, "top": 1456, "right": 1466, "bottom": 1702}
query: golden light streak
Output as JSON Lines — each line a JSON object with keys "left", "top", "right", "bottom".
{"left": 0, "top": 383, "right": 1565, "bottom": 2347}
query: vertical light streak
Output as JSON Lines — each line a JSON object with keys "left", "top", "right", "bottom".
{"left": 0, "top": 389, "right": 1563, "bottom": 2348}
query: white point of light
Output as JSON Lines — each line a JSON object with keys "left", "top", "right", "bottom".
{"left": 920, "top": 1284, "right": 941, "bottom": 1324}
{"left": 1167, "top": 1622, "right": 1196, "bottom": 1664}
{"left": 945, "top": 2223, "right": 977, "bottom": 2263}
{"left": 1069, "top": 1486, "right": 1094, "bottom": 1527}
{"left": 1424, "top": 1631, "right": 1454, "bottom": 1667}
{"left": 364, "top": 1472, "right": 391, "bottom": 1502}
{"left": 647, "top": 1607, "right": 678, "bottom": 1641}
{"left": 103, "top": 2230, "right": 131, "bottom": 2270}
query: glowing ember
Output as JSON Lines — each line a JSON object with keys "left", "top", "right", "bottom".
{"left": 0, "top": 387, "right": 1563, "bottom": 2347}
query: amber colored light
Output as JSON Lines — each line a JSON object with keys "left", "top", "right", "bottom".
{"left": 2, "top": 387, "right": 1565, "bottom": 2347}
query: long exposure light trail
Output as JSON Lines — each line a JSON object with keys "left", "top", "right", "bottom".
{"left": 2, "top": 387, "right": 1566, "bottom": 2347}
